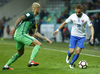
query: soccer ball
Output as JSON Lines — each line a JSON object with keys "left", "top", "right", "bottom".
{"left": 78, "top": 60, "right": 88, "bottom": 69}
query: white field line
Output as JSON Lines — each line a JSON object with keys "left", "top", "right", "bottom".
{"left": 1, "top": 42, "right": 100, "bottom": 52}
{"left": 43, "top": 48, "right": 100, "bottom": 58}
{"left": 0, "top": 42, "right": 100, "bottom": 57}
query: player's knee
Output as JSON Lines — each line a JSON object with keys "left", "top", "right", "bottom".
{"left": 18, "top": 52, "right": 24, "bottom": 56}
{"left": 18, "top": 51, "right": 24, "bottom": 56}
{"left": 71, "top": 51, "right": 74, "bottom": 54}
{"left": 69, "top": 49, "right": 74, "bottom": 54}
{"left": 76, "top": 51, "right": 80, "bottom": 55}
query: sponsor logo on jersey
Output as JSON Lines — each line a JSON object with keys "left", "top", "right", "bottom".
{"left": 26, "top": 13, "right": 30, "bottom": 17}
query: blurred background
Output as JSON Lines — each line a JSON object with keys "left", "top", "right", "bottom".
{"left": 0, "top": 0, "right": 100, "bottom": 46}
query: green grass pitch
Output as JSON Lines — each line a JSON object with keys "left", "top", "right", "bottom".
{"left": 0, "top": 39, "right": 100, "bottom": 74}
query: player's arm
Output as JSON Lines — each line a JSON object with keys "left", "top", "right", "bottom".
{"left": 10, "top": 15, "right": 26, "bottom": 36}
{"left": 14, "top": 15, "right": 26, "bottom": 28}
{"left": 53, "top": 21, "right": 67, "bottom": 36}
{"left": 89, "top": 25, "right": 94, "bottom": 42}
{"left": 87, "top": 16, "right": 94, "bottom": 42}
{"left": 53, "top": 14, "right": 72, "bottom": 36}
{"left": 34, "top": 29, "right": 52, "bottom": 45}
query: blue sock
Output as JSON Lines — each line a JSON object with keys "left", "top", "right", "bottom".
{"left": 67, "top": 50, "right": 72, "bottom": 59}
{"left": 70, "top": 54, "right": 79, "bottom": 65}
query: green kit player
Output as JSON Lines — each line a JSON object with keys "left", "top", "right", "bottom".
{"left": 2, "top": 2, "right": 52, "bottom": 70}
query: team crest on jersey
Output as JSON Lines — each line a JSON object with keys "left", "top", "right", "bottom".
{"left": 81, "top": 20, "right": 84, "bottom": 23}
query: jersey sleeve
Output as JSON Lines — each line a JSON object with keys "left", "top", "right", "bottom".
{"left": 87, "top": 16, "right": 92, "bottom": 26}
{"left": 65, "top": 14, "right": 73, "bottom": 23}
{"left": 25, "top": 12, "right": 33, "bottom": 20}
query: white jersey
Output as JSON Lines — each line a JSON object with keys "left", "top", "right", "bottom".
{"left": 65, "top": 13, "right": 92, "bottom": 37}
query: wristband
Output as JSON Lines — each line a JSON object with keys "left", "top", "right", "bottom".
{"left": 56, "top": 29, "right": 59, "bottom": 32}
{"left": 14, "top": 26, "right": 17, "bottom": 29}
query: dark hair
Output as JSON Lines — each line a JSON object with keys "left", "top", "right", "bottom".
{"left": 75, "top": 4, "right": 83, "bottom": 10}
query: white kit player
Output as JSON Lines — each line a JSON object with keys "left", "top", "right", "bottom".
{"left": 53, "top": 4, "right": 94, "bottom": 68}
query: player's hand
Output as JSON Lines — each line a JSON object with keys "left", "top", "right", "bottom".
{"left": 53, "top": 31, "right": 58, "bottom": 36}
{"left": 90, "top": 36, "right": 93, "bottom": 42}
{"left": 46, "top": 39, "right": 52, "bottom": 45}
{"left": 10, "top": 28, "right": 16, "bottom": 36}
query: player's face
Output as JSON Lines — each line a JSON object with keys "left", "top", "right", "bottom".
{"left": 75, "top": 8, "right": 82, "bottom": 17}
{"left": 35, "top": 7, "right": 40, "bottom": 15}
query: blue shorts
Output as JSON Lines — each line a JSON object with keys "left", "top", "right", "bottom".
{"left": 69, "top": 35, "right": 86, "bottom": 49}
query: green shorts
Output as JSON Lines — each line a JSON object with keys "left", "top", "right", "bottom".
{"left": 14, "top": 34, "right": 35, "bottom": 50}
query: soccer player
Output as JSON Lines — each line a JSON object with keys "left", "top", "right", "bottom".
{"left": 53, "top": 4, "right": 94, "bottom": 68}
{"left": 2, "top": 2, "right": 52, "bottom": 70}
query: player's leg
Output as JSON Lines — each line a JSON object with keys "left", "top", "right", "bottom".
{"left": 20, "top": 34, "right": 42, "bottom": 67}
{"left": 69, "top": 37, "right": 85, "bottom": 68}
{"left": 3, "top": 47, "right": 24, "bottom": 70}
{"left": 66, "top": 48, "right": 75, "bottom": 63}
{"left": 30, "top": 39, "right": 42, "bottom": 60}
{"left": 70, "top": 47, "right": 82, "bottom": 65}
{"left": 66, "top": 35, "right": 76, "bottom": 63}
{"left": 28, "top": 39, "right": 42, "bottom": 67}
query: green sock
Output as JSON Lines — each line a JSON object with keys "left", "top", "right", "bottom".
{"left": 30, "top": 45, "right": 41, "bottom": 60}
{"left": 6, "top": 52, "right": 21, "bottom": 66}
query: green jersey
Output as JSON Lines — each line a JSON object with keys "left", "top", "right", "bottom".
{"left": 14, "top": 12, "right": 37, "bottom": 50}
{"left": 14, "top": 12, "right": 36, "bottom": 37}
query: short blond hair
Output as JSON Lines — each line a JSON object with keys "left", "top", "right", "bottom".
{"left": 75, "top": 4, "right": 83, "bottom": 10}
{"left": 32, "top": 2, "right": 40, "bottom": 11}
